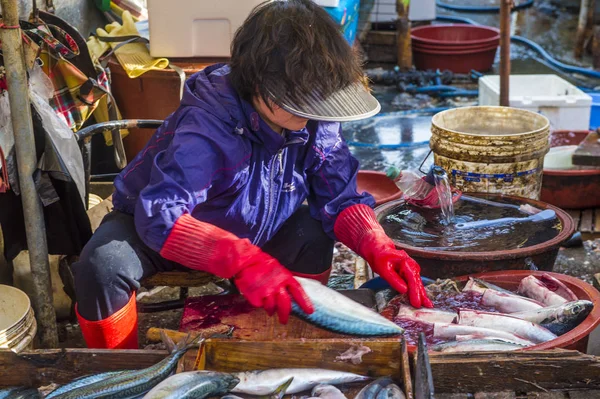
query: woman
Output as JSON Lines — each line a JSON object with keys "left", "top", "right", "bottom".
{"left": 72, "top": 0, "right": 432, "bottom": 350}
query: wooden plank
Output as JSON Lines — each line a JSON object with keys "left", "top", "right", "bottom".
{"left": 568, "top": 391, "right": 600, "bottom": 398}
{"left": 526, "top": 393, "right": 568, "bottom": 398}
{"left": 0, "top": 349, "right": 168, "bottom": 387}
{"left": 580, "top": 209, "right": 594, "bottom": 232}
{"left": 474, "top": 393, "right": 515, "bottom": 399}
{"left": 428, "top": 350, "right": 600, "bottom": 393}
{"left": 573, "top": 132, "right": 600, "bottom": 167}
{"left": 526, "top": 392, "right": 568, "bottom": 398}
{"left": 566, "top": 210, "right": 581, "bottom": 229}
{"left": 400, "top": 339, "right": 413, "bottom": 399}
{"left": 179, "top": 293, "right": 384, "bottom": 340}
{"left": 198, "top": 339, "right": 405, "bottom": 379}
{"left": 595, "top": 208, "right": 600, "bottom": 233}
{"left": 593, "top": 273, "right": 600, "bottom": 291}
{"left": 141, "top": 270, "right": 218, "bottom": 288}
{"left": 364, "top": 30, "right": 396, "bottom": 46}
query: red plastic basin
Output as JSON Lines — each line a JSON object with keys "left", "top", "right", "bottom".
{"left": 413, "top": 47, "right": 498, "bottom": 73}
{"left": 411, "top": 24, "right": 499, "bottom": 73}
{"left": 411, "top": 24, "right": 500, "bottom": 46}
{"left": 357, "top": 171, "right": 402, "bottom": 206}
{"left": 452, "top": 271, "right": 600, "bottom": 353}
{"left": 541, "top": 130, "right": 600, "bottom": 209}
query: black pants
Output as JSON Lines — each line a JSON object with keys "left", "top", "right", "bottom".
{"left": 72, "top": 206, "right": 334, "bottom": 321}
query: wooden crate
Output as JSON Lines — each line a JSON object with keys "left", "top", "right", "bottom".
{"left": 428, "top": 350, "right": 600, "bottom": 398}
{"left": 566, "top": 208, "right": 600, "bottom": 240}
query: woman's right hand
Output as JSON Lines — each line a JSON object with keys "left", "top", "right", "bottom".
{"left": 234, "top": 251, "right": 314, "bottom": 324}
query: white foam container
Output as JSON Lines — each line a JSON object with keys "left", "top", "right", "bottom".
{"left": 147, "top": 0, "right": 267, "bottom": 58}
{"left": 370, "top": 0, "right": 436, "bottom": 22}
{"left": 314, "top": 0, "right": 340, "bottom": 6}
{"left": 479, "top": 74, "right": 593, "bottom": 131}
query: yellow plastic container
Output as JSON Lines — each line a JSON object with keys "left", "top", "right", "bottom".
{"left": 430, "top": 106, "right": 550, "bottom": 199}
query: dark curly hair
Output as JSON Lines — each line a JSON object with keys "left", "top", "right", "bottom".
{"left": 229, "top": 0, "right": 365, "bottom": 109}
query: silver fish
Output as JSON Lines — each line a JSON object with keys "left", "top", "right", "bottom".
{"left": 432, "top": 323, "right": 535, "bottom": 346}
{"left": 539, "top": 274, "right": 578, "bottom": 302}
{"left": 232, "top": 369, "right": 369, "bottom": 395}
{"left": 142, "top": 371, "right": 238, "bottom": 399}
{"left": 292, "top": 277, "right": 403, "bottom": 336}
{"left": 455, "top": 334, "right": 531, "bottom": 346}
{"left": 457, "top": 309, "right": 557, "bottom": 344}
{"left": 354, "top": 377, "right": 393, "bottom": 399}
{"left": 311, "top": 385, "right": 347, "bottom": 399}
{"left": 431, "top": 339, "right": 525, "bottom": 353}
{"left": 0, "top": 389, "right": 40, "bottom": 399}
{"left": 510, "top": 300, "right": 593, "bottom": 336}
{"left": 518, "top": 276, "right": 568, "bottom": 306}
{"left": 47, "top": 372, "right": 129, "bottom": 398}
{"left": 52, "top": 331, "right": 202, "bottom": 399}
{"left": 396, "top": 304, "right": 456, "bottom": 324}
{"left": 470, "top": 278, "right": 515, "bottom": 295}
{"left": 374, "top": 385, "right": 405, "bottom": 399}
{"left": 480, "top": 289, "right": 543, "bottom": 313}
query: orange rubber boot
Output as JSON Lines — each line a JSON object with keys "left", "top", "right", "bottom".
{"left": 76, "top": 293, "right": 139, "bottom": 349}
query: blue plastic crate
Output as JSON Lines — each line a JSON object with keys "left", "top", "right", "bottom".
{"left": 324, "top": 0, "right": 360, "bottom": 26}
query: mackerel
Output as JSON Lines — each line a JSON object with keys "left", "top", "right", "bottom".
{"left": 374, "top": 384, "right": 405, "bottom": 399}
{"left": 52, "top": 331, "right": 201, "bottom": 399}
{"left": 480, "top": 289, "right": 543, "bottom": 313}
{"left": 457, "top": 309, "right": 557, "bottom": 344}
{"left": 311, "top": 385, "right": 347, "bottom": 399}
{"left": 47, "top": 372, "right": 129, "bottom": 398}
{"left": 510, "top": 300, "right": 593, "bottom": 336}
{"left": 354, "top": 377, "right": 393, "bottom": 399}
{"left": 232, "top": 368, "right": 369, "bottom": 395}
{"left": 518, "top": 276, "right": 568, "bottom": 306}
{"left": 432, "top": 323, "right": 535, "bottom": 346}
{"left": 292, "top": 277, "right": 403, "bottom": 336}
{"left": 431, "top": 339, "right": 525, "bottom": 353}
{"left": 142, "top": 371, "right": 238, "bottom": 399}
{"left": 539, "top": 274, "right": 578, "bottom": 302}
{"left": 396, "top": 304, "right": 457, "bottom": 324}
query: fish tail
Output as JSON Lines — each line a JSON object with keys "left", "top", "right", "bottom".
{"left": 159, "top": 329, "right": 177, "bottom": 354}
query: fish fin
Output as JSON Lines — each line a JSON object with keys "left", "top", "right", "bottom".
{"left": 261, "top": 377, "right": 294, "bottom": 399}
{"left": 160, "top": 329, "right": 177, "bottom": 354}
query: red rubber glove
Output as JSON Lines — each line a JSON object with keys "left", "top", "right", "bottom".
{"left": 160, "top": 213, "right": 314, "bottom": 323}
{"left": 334, "top": 204, "right": 433, "bottom": 308}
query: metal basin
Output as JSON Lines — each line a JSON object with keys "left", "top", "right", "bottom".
{"left": 375, "top": 193, "right": 575, "bottom": 279}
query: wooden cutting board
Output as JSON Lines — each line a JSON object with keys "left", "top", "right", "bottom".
{"left": 178, "top": 289, "right": 377, "bottom": 340}
{"left": 573, "top": 132, "right": 600, "bottom": 167}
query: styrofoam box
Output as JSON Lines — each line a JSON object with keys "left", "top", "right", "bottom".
{"left": 479, "top": 75, "right": 593, "bottom": 131}
{"left": 314, "top": 0, "right": 340, "bottom": 6}
{"left": 370, "top": 0, "right": 436, "bottom": 22}
{"left": 148, "top": 0, "right": 267, "bottom": 58}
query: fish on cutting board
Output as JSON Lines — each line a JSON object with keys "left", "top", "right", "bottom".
{"left": 292, "top": 277, "right": 404, "bottom": 336}
{"left": 457, "top": 309, "right": 557, "bottom": 344}
{"left": 510, "top": 300, "right": 593, "bottom": 336}
{"left": 518, "top": 276, "right": 569, "bottom": 306}
{"left": 143, "top": 371, "right": 239, "bottom": 399}
{"left": 231, "top": 368, "right": 369, "bottom": 395}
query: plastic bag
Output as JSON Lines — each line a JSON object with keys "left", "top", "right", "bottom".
{"left": 28, "top": 64, "right": 86, "bottom": 205}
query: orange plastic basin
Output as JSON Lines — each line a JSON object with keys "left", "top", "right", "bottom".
{"left": 357, "top": 171, "right": 402, "bottom": 206}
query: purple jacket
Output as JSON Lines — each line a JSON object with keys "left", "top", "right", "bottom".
{"left": 113, "top": 64, "right": 375, "bottom": 252}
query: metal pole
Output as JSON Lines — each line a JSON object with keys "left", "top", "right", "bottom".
{"left": 499, "top": 0, "right": 513, "bottom": 106}
{"left": 0, "top": 0, "right": 59, "bottom": 348}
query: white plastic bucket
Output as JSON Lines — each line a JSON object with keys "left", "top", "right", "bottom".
{"left": 430, "top": 106, "right": 551, "bottom": 200}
